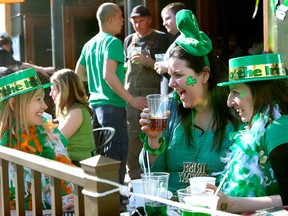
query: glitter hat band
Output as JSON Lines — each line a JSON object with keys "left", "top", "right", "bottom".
{"left": 0, "top": 68, "right": 52, "bottom": 102}
{"left": 217, "top": 53, "right": 288, "bottom": 86}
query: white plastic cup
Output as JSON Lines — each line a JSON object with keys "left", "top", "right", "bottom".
{"left": 131, "top": 179, "right": 145, "bottom": 207}
{"left": 189, "top": 176, "right": 216, "bottom": 194}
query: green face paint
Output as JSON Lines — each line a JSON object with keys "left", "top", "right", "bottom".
{"left": 239, "top": 92, "right": 246, "bottom": 98}
{"left": 186, "top": 76, "right": 197, "bottom": 86}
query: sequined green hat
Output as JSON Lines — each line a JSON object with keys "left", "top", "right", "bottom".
{"left": 175, "top": 9, "right": 212, "bottom": 67}
{"left": 218, "top": 53, "right": 288, "bottom": 86}
{"left": 0, "top": 68, "right": 52, "bottom": 102}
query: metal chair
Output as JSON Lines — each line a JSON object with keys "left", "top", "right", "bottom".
{"left": 91, "top": 127, "right": 115, "bottom": 156}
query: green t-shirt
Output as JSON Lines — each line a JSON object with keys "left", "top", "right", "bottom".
{"left": 260, "top": 114, "right": 288, "bottom": 195}
{"left": 150, "top": 101, "right": 237, "bottom": 193}
{"left": 221, "top": 114, "right": 288, "bottom": 198}
{"left": 78, "top": 32, "right": 126, "bottom": 108}
{"left": 67, "top": 104, "right": 95, "bottom": 161}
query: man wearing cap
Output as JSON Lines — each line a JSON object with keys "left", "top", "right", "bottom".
{"left": 124, "top": 5, "right": 170, "bottom": 180}
{"left": 0, "top": 32, "right": 54, "bottom": 78}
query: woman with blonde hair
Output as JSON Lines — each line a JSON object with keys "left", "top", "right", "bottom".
{"left": 0, "top": 67, "right": 74, "bottom": 210}
{"left": 50, "top": 69, "right": 95, "bottom": 166}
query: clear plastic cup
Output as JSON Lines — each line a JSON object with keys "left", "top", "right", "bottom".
{"left": 146, "top": 94, "right": 168, "bottom": 131}
{"left": 141, "top": 172, "right": 170, "bottom": 216}
{"left": 177, "top": 188, "right": 218, "bottom": 216}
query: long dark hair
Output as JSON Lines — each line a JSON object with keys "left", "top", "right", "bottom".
{"left": 169, "top": 45, "right": 239, "bottom": 150}
{"left": 247, "top": 79, "right": 288, "bottom": 127}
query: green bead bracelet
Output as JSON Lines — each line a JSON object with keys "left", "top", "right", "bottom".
{"left": 139, "top": 132, "right": 166, "bottom": 155}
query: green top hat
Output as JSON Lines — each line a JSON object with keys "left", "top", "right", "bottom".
{"left": 218, "top": 53, "right": 288, "bottom": 86}
{"left": 0, "top": 68, "right": 52, "bottom": 102}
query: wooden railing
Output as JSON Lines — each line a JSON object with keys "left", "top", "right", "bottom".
{"left": 0, "top": 146, "right": 121, "bottom": 216}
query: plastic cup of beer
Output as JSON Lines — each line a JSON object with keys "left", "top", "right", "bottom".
{"left": 146, "top": 94, "right": 168, "bottom": 131}
{"left": 141, "top": 172, "right": 170, "bottom": 216}
{"left": 128, "top": 46, "right": 142, "bottom": 64}
{"left": 177, "top": 188, "right": 219, "bottom": 216}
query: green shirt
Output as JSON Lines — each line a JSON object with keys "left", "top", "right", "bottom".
{"left": 260, "top": 115, "right": 288, "bottom": 195}
{"left": 67, "top": 104, "right": 95, "bottom": 161}
{"left": 78, "top": 32, "right": 126, "bottom": 108}
{"left": 151, "top": 101, "right": 236, "bottom": 193}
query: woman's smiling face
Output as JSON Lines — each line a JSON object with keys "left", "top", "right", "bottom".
{"left": 227, "top": 83, "right": 254, "bottom": 122}
{"left": 27, "top": 89, "right": 48, "bottom": 126}
{"left": 168, "top": 57, "right": 210, "bottom": 109}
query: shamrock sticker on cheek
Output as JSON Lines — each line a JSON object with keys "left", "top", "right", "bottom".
{"left": 186, "top": 76, "right": 197, "bottom": 86}
{"left": 239, "top": 92, "right": 246, "bottom": 98}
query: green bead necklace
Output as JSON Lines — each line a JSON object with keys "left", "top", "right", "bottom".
{"left": 191, "top": 109, "right": 213, "bottom": 161}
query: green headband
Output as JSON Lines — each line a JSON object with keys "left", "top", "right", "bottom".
{"left": 218, "top": 53, "right": 288, "bottom": 86}
{"left": 175, "top": 9, "right": 212, "bottom": 67}
{"left": 0, "top": 68, "right": 52, "bottom": 102}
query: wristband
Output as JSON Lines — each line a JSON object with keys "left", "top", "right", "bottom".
{"left": 139, "top": 132, "right": 166, "bottom": 155}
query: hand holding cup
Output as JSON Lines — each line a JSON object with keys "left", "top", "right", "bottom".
{"left": 139, "top": 94, "right": 169, "bottom": 150}
{"left": 146, "top": 94, "right": 169, "bottom": 132}
{"left": 128, "top": 46, "right": 142, "bottom": 64}
{"left": 154, "top": 53, "right": 168, "bottom": 75}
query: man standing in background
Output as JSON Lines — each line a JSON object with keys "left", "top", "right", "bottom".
{"left": 154, "top": 2, "right": 187, "bottom": 95}
{"left": 0, "top": 32, "right": 54, "bottom": 78}
{"left": 75, "top": 3, "right": 146, "bottom": 209}
{"left": 124, "top": 5, "right": 170, "bottom": 180}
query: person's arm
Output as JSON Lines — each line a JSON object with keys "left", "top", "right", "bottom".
{"left": 226, "top": 195, "right": 282, "bottom": 213}
{"left": 103, "top": 59, "right": 147, "bottom": 110}
{"left": 206, "top": 184, "right": 283, "bottom": 213}
{"left": 21, "top": 62, "right": 54, "bottom": 78}
{"left": 270, "top": 143, "right": 288, "bottom": 205}
{"left": 75, "top": 61, "right": 88, "bottom": 82}
{"left": 139, "top": 108, "right": 170, "bottom": 165}
{"left": 58, "top": 108, "right": 83, "bottom": 139}
{"left": 154, "top": 62, "right": 168, "bottom": 75}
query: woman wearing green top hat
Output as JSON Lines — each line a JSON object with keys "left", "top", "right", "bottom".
{"left": 206, "top": 53, "right": 288, "bottom": 213}
{"left": 139, "top": 9, "right": 240, "bottom": 193}
{"left": 0, "top": 67, "right": 74, "bottom": 211}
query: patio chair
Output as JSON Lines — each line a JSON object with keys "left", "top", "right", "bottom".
{"left": 91, "top": 127, "right": 115, "bottom": 157}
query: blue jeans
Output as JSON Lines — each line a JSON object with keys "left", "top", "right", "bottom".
{"left": 92, "top": 105, "right": 128, "bottom": 185}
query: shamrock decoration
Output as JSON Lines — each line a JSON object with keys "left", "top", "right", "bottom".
{"left": 186, "top": 76, "right": 197, "bottom": 86}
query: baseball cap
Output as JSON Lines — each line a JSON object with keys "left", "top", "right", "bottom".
{"left": 130, "top": 5, "right": 151, "bottom": 18}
